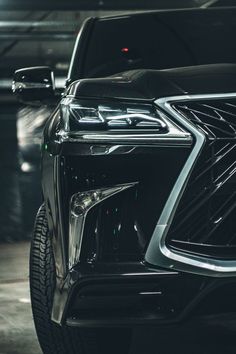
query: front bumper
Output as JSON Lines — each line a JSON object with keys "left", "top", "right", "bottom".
{"left": 51, "top": 261, "right": 236, "bottom": 327}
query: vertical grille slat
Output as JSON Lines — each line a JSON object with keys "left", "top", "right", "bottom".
{"left": 167, "top": 99, "right": 236, "bottom": 260}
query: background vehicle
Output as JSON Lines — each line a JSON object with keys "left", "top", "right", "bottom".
{"left": 13, "top": 8, "right": 236, "bottom": 354}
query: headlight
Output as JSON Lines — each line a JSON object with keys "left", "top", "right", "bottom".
{"left": 57, "top": 98, "right": 192, "bottom": 145}
{"left": 61, "top": 98, "right": 167, "bottom": 131}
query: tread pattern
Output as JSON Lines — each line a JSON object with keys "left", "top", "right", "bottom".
{"left": 29, "top": 204, "right": 96, "bottom": 354}
{"left": 30, "top": 204, "right": 132, "bottom": 354}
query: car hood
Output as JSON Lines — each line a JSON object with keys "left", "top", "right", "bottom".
{"left": 67, "top": 64, "right": 236, "bottom": 101}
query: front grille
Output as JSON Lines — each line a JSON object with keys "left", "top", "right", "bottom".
{"left": 166, "top": 99, "right": 236, "bottom": 259}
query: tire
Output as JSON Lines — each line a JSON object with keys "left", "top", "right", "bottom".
{"left": 30, "top": 204, "right": 132, "bottom": 354}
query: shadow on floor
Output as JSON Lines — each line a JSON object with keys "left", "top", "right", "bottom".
{"left": 0, "top": 242, "right": 41, "bottom": 354}
{"left": 0, "top": 97, "right": 42, "bottom": 242}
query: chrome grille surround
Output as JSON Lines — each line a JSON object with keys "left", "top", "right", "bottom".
{"left": 145, "top": 93, "right": 236, "bottom": 277}
{"left": 168, "top": 100, "right": 236, "bottom": 259}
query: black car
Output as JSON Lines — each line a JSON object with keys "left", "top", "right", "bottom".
{"left": 12, "top": 7, "right": 236, "bottom": 354}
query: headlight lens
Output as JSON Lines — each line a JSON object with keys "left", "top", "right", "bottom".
{"left": 60, "top": 98, "right": 168, "bottom": 133}
{"left": 57, "top": 98, "right": 192, "bottom": 145}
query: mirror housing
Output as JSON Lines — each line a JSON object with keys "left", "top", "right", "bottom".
{"left": 12, "top": 66, "right": 55, "bottom": 102}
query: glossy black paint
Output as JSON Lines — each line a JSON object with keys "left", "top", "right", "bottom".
{"left": 43, "top": 75, "right": 236, "bottom": 324}
{"left": 67, "top": 64, "right": 236, "bottom": 102}
{"left": 66, "top": 17, "right": 96, "bottom": 86}
{"left": 66, "top": 268, "right": 236, "bottom": 327}
{"left": 21, "top": 8, "right": 236, "bottom": 328}
{"left": 13, "top": 66, "right": 55, "bottom": 102}
{"left": 42, "top": 98, "right": 193, "bottom": 324}
{"left": 63, "top": 149, "right": 189, "bottom": 263}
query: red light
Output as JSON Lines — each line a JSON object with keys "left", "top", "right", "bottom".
{"left": 121, "top": 47, "right": 129, "bottom": 53}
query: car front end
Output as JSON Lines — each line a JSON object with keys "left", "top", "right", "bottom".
{"left": 41, "top": 64, "right": 236, "bottom": 328}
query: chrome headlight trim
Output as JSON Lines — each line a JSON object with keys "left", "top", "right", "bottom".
{"left": 57, "top": 98, "right": 192, "bottom": 146}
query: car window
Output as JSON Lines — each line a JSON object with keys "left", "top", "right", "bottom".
{"left": 82, "top": 10, "right": 236, "bottom": 78}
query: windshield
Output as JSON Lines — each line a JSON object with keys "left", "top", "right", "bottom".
{"left": 81, "top": 9, "right": 236, "bottom": 78}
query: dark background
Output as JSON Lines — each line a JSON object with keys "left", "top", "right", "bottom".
{"left": 0, "top": 1, "right": 236, "bottom": 354}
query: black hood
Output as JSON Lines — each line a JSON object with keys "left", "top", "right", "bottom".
{"left": 67, "top": 64, "right": 236, "bottom": 101}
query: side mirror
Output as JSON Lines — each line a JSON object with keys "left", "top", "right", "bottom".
{"left": 12, "top": 66, "right": 55, "bottom": 102}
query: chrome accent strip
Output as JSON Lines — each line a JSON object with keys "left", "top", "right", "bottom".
{"left": 201, "top": 0, "right": 218, "bottom": 8}
{"left": 69, "top": 182, "right": 137, "bottom": 269}
{"left": 58, "top": 131, "right": 192, "bottom": 145}
{"left": 58, "top": 117, "right": 192, "bottom": 144}
{"left": 57, "top": 101, "right": 192, "bottom": 145}
{"left": 145, "top": 93, "right": 236, "bottom": 277}
{"left": 12, "top": 82, "right": 52, "bottom": 90}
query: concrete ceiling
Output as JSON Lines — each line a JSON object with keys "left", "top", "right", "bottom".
{"left": 0, "top": 0, "right": 206, "bottom": 11}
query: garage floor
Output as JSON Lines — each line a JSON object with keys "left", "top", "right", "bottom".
{"left": 0, "top": 242, "right": 41, "bottom": 354}
{"left": 1, "top": 242, "right": 236, "bottom": 354}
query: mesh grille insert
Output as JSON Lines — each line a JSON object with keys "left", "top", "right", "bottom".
{"left": 166, "top": 99, "right": 236, "bottom": 259}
